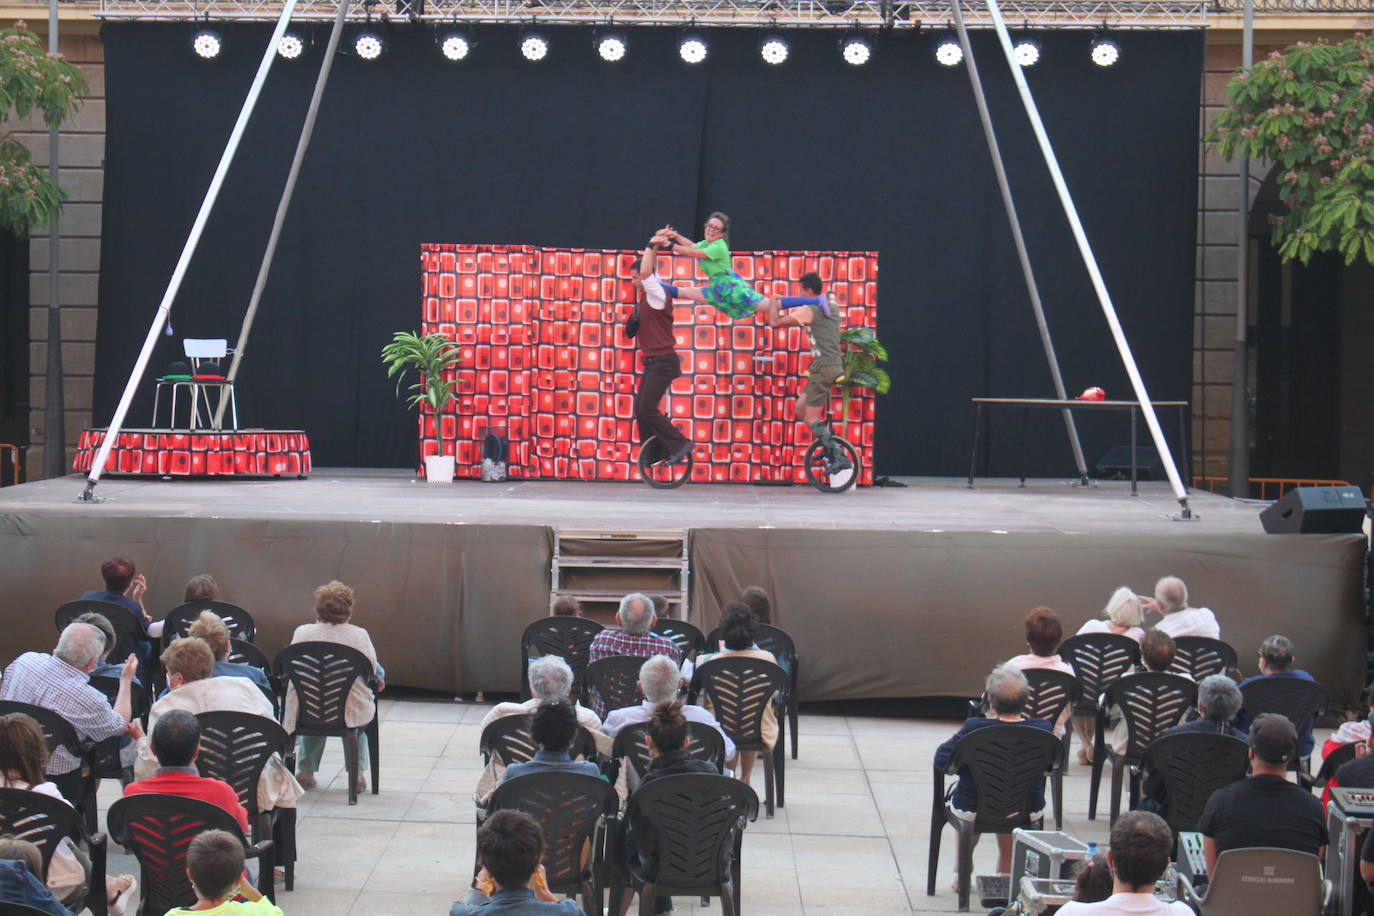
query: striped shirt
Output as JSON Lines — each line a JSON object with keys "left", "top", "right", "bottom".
{"left": 0, "top": 652, "right": 127, "bottom": 774}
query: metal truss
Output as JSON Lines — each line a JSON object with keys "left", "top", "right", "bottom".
{"left": 96, "top": 0, "right": 1209, "bottom": 29}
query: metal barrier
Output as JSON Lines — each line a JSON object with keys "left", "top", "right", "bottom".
{"left": 1192, "top": 476, "right": 1356, "bottom": 500}
{"left": 0, "top": 443, "right": 24, "bottom": 487}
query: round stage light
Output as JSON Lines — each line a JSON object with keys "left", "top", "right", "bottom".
{"left": 597, "top": 34, "right": 627, "bottom": 62}
{"left": 1090, "top": 37, "right": 1119, "bottom": 67}
{"left": 760, "top": 36, "right": 789, "bottom": 65}
{"left": 935, "top": 38, "right": 963, "bottom": 66}
{"left": 441, "top": 34, "right": 470, "bottom": 61}
{"left": 193, "top": 30, "right": 222, "bottom": 60}
{"left": 278, "top": 33, "right": 304, "bottom": 59}
{"left": 679, "top": 36, "right": 707, "bottom": 64}
{"left": 1013, "top": 39, "right": 1040, "bottom": 67}
{"left": 521, "top": 33, "right": 548, "bottom": 61}
{"left": 841, "top": 34, "right": 872, "bottom": 66}
{"left": 355, "top": 31, "right": 384, "bottom": 60}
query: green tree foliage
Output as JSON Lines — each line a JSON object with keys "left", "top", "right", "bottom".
{"left": 838, "top": 326, "right": 890, "bottom": 420}
{"left": 0, "top": 22, "right": 87, "bottom": 236}
{"left": 1207, "top": 33, "right": 1374, "bottom": 265}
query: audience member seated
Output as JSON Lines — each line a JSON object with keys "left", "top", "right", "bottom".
{"left": 1142, "top": 576, "right": 1219, "bottom": 639}
{"left": 74, "top": 611, "right": 143, "bottom": 686}
{"left": 501, "top": 699, "right": 602, "bottom": 783}
{"left": 698, "top": 603, "right": 778, "bottom": 786}
{"left": 587, "top": 593, "right": 682, "bottom": 716}
{"left": 123, "top": 709, "right": 250, "bottom": 834}
{"left": 1236, "top": 634, "right": 1318, "bottom": 758}
{"left": 283, "top": 581, "right": 385, "bottom": 793}
{"left": 1322, "top": 712, "right": 1374, "bottom": 810}
{"left": 78, "top": 556, "right": 163, "bottom": 659}
{"left": 477, "top": 655, "right": 610, "bottom": 802}
{"left": 135, "top": 637, "right": 302, "bottom": 813}
{"left": 1198, "top": 713, "right": 1327, "bottom": 873}
{"left": 602, "top": 655, "right": 736, "bottom": 767}
{"left": 1106, "top": 629, "right": 1186, "bottom": 756}
{"left": 1139, "top": 674, "right": 1243, "bottom": 815}
{"left": 933, "top": 664, "right": 1051, "bottom": 877}
{"left": 451, "top": 810, "right": 581, "bottom": 915}
{"left": 551, "top": 596, "right": 581, "bottom": 617}
{"left": 163, "top": 829, "right": 281, "bottom": 916}
{"left": 0, "top": 837, "right": 75, "bottom": 916}
{"left": 619, "top": 700, "right": 721, "bottom": 916}
{"left": 188, "top": 611, "right": 271, "bottom": 692}
{"left": 0, "top": 623, "right": 139, "bottom": 778}
{"left": 0, "top": 713, "right": 138, "bottom": 914}
{"left": 739, "top": 586, "right": 772, "bottom": 625}
{"left": 1005, "top": 606, "right": 1075, "bottom": 738}
{"left": 1076, "top": 587, "right": 1147, "bottom": 644}
{"left": 184, "top": 574, "right": 221, "bottom": 603}
{"left": 1055, "top": 811, "right": 1193, "bottom": 914}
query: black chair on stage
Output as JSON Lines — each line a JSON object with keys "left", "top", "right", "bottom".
{"left": 689, "top": 656, "right": 788, "bottom": 816}
{"left": 1138, "top": 731, "right": 1249, "bottom": 835}
{"left": 487, "top": 772, "right": 618, "bottom": 916}
{"left": 1170, "top": 637, "right": 1238, "bottom": 683}
{"left": 926, "top": 724, "right": 1063, "bottom": 912}
{"left": 1058, "top": 632, "right": 1141, "bottom": 760}
{"left": 0, "top": 787, "right": 108, "bottom": 916}
{"left": 0, "top": 701, "right": 99, "bottom": 835}
{"left": 519, "top": 617, "right": 603, "bottom": 701}
{"left": 107, "top": 794, "right": 273, "bottom": 916}
{"left": 272, "top": 642, "right": 380, "bottom": 806}
{"left": 55, "top": 599, "right": 148, "bottom": 669}
{"left": 585, "top": 656, "right": 647, "bottom": 719}
{"left": 1239, "top": 676, "right": 1328, "bottom": 788}
{"left": 706, "top": 623, "right": 801, "bottom": 760}
{"left": 612, "top": 721, "right": 726, "bottom": 788}
{"left": 651, "top": 619, "right": 706, "bottom": 665}
{"left": 161, "top": 601, "right": 256, "bottom": 646}
{"left": 1089, "top": 672, "right": 1197, "bottom": 822}
{"left": 612, "top": 773, "right": 759, "bottom": 916}
{"left": 194, "top": 711, "right": 298, "bottom": 891}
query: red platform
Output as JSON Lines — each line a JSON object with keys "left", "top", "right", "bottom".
{"left": 73, "top": 429, "right": 312, "bottom": 477}
{"left": 420, "top": 243, "right": 879, "bottom": 484}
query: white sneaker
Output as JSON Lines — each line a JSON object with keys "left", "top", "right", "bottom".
{"left": 642, "top": 274, "right": 667, "bottom": 310}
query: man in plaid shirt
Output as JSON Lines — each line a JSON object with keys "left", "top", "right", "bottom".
{"left": 1, "top": 622, "right": 139, "bottom": 776}
{"left": 586, "top": 593, "right": 681, "bottom": 716}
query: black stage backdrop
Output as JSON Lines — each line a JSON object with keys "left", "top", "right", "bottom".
{"left": 96, "top": 24, "right": 1202, "bottom": 476}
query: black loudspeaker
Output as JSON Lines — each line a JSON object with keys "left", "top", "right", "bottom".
{"left": 1095, "top": 446, "right": 1162, "bottom": 481}
{"left": 1259, "top": 485, "right": 1368, "bottom": 534}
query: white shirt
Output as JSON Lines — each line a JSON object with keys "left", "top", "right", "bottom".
{"left": 602, "top": 699, "right": 737, "bottom": 760}
{"left": 1076, "top": 619, "right": 1146, "bottom": 644}
{"left": 1058, "top": 892, "right": 1194, "bottom": 915}
{"left": 1154, "top": 607, "right": 1220, "bottom": 640}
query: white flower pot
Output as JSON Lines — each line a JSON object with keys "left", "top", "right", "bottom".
{"left": 423, "top": 454, "right": 455, "bottom": 483}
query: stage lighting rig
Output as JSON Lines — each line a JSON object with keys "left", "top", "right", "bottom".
{"left": 192, "top": 29, "right": 222, "bottom": 59}
{"left": 1090, "top": 36, "right": 1119, "bottom": 66}
{"left": 277, "top": 32, "right": 304, "bottom": 59}
{"left": 760, "top": 35, "right": 789, "bottom": 65}
{"left": 840, "top": 32, "right": 872, "bottom": 66}
{"left": 1013, "top": 37, "right": 1040, "bottom": 66}
{"left": 679, "top": 35, "right": 707, "bottom": 64}
{"left": 441, "top": 33, "right": 471, "bottom": 60}
{"left": 935, "top": 36, "right": 962, "bottom": 66}
{"left": 521, "top": 32, "right": 549, "bottom": 60}
{"left": 597, "top": 32, "right": 627, "bottom": 62}
{"left": 355, "top": 30, "right": 385, "bottom": 59}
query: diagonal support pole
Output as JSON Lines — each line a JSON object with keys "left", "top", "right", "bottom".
{"left": 80, "top": 2, "right": 300, "bottom": 501}
{"left": 214, "top": 0, "right": 352, "bottom": 429}
{"left": 982, "top": 0, "right": 1192, "bottom": 517}
{"left": 949, "top": 0, "right": 1089, "bottom": 484}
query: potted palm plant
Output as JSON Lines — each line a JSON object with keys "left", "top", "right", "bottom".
{"left": 837, "top": 326, "right": 891, "bottom": 421}
{"left": 380, "top": 330, "right": 463, "bottom": 482}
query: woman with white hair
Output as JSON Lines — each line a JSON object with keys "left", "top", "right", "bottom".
{"left": 1075, "top": 587, "right": 1147, "bottom": 644}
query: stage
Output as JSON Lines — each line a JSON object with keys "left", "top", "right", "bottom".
{"left": 1, "top": 471, "right": 1365, "bottom": 706}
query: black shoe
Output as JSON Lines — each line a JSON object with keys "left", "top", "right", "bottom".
{"left": 666, "top": 440, "right": 694, "bottom": 464}
{"left": 825, "top": 454, "right": 853, "bottom": 475}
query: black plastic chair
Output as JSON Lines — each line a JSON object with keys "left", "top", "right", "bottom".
{"left": 615, "top": 773, "right": 759, "bottom": 916}
{"left": 1139, "top": 731, "right": 1249, "bottom": 834}
{"left": 272, "top": 642, "right": 380, "bottom": 805}
{"left": 520, "top": 617, "right": 603, "bottom": 701}
{"left": 0, "top": 701, "right": 99, "bottom": 835}
{"left": 926, "top": 724, "right": 1063, "bottom": 912}
{"left": 226, "top": 639, "right": 280, "bottom": 714}
{"left": 88, "top": 674, "right": 150, "bottom": 731}
{"left": 612, "top": 721, "right": 727, "bottom": 786}
{"left": 107, "top": 793, "right": 273, "bottom": 916}
{"left": 1058, "top": 632, "right": 1141, "bottom": 762}
{"left": 55, "top": 599, "right": 148, "bottom": 668}
{"left": 706, "top": 623, "right": 801, "bottom": 760}
{"left": 194, "top": 711, "right": 298, "bottom": 891}
{"left": 0, "top": 787, "right": 108, "bottom": 916}
{"left": 488, "top": 771, "right": 618, "bottom": 916}
{"left": 1089, "top": 672, "right": 1198, "bottom": 822}
{"left": 1315, "top": 739, "right": 1359, "bottom": 789}
{"left": 651, "top": 619, "right": 706, "bottom": 664}
{"left": 478, "top": 714, "right": 601, "bottom": 770}
{"left": 1171, "top": 637, "right": 1239, "bottom": 682}
{"left": 160, "top": 601, "right": 256, "bottom": 646}
{"left": 585, "top": 656, "right": 647, "bottom": 720}
{"left": 1239, "top": 676, "right": 1328, "bottom": 787}
{"left": 689, "top": 656, "right": 788, "bottom": 817}
{"left": 1022, "top": 668, "right": 1079, "bottom": 829}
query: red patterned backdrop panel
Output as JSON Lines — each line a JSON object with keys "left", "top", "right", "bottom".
{"left": 420, "top": 244, "right": 877, "bottom": 485}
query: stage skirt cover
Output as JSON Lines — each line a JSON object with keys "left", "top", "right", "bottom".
{"left": 73, "top": 429, "right": 312, "bottom": 477}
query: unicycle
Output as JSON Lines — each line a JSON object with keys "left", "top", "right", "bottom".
{"left": 803, "top": 435, "right": 861, "bottom": 493}
{"left": 638, "top": 435, "right": 693, "bottom": 489}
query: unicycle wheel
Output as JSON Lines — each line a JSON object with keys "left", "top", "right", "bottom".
{"left": 638, "top": 435, "right": 693, "bottom": 489}
{"left": 803, "top": 436, "right": 860, "bottom": 493}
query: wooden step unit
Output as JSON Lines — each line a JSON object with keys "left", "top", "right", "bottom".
{"left": 551, "top": 528, "right": 689, "bottom": 624}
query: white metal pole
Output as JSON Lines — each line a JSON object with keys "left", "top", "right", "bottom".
{"left": 983, "top": 0, "right": 1192, "bottom": 515}
{"left": 81, "top": 3, "right": 299, "bottom": 500}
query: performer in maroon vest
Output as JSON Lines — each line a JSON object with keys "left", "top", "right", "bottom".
{"left": 628, "top": 238, "right": 693, "bottom": 465}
